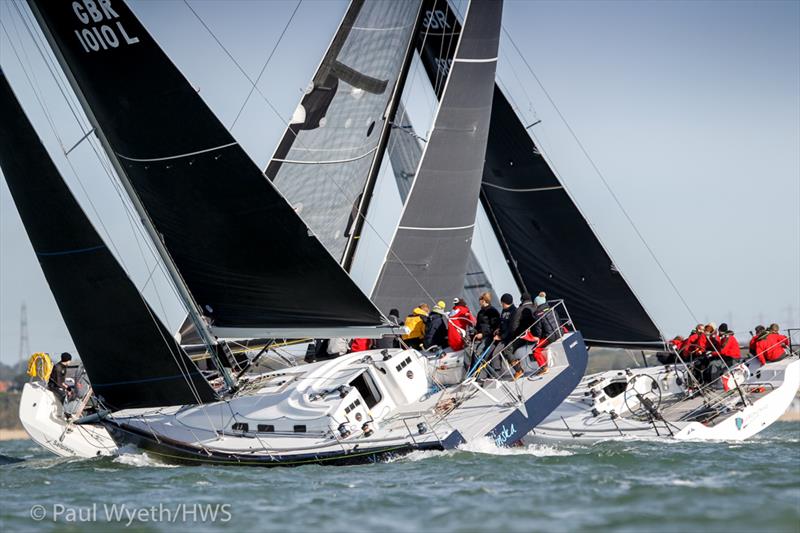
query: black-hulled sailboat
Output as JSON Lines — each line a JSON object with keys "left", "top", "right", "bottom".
{"left": 7, "top": 0, "right": 589, "bottom": 464}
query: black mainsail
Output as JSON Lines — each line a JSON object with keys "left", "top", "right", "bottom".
{"left": 414, "top": 0, "right": 662, "bottom": 347}
{"left": 27, "top": 0, "right": 392, "bottom": 338}
{"left": 266, "top": 0, "right": 422, "bottom": 267}
{"left": 0, "top": 69, "right": 216, "bottom": 410}
{"left": 371, "top": 0, "right": 502, "bottom": 314}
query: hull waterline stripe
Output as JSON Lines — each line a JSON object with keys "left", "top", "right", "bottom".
{"left": 115, "top": 141, "right": 239, "bottom": 163}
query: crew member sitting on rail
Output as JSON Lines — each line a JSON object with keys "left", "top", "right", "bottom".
{"left": 756, "top": 323, "right": 790, "bottom": 365}
{"left": 402, "top": 304, "right": 430, "bottom": 349}
{"left": 47, "top": 352, "right": 72, "bottom": 405}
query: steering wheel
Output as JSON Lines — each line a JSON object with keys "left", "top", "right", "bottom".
{"left": 623, "top": 374, "right": 663, "bottom": 419}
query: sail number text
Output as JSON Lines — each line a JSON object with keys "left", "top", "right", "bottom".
{"left": 71, "top": 0, "right": 140, "bottom": 53}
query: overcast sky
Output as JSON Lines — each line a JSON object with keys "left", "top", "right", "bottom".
{"left": 1, "top": 0, "right": 798, "bottom": 364}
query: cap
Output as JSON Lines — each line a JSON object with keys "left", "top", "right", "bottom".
{"left": 500, "top": 293, "right": 513, "bottom": 305}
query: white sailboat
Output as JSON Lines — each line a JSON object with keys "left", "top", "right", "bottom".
{"left": 6, "top": 0, "right": 589, "bottom": 464}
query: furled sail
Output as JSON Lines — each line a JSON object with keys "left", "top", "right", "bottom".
{"left": 28, "top": 0, "right": 391, "bottom": 337}
{"left": 387, "top": 103, "right": 494, "bottom": 311}
{"left": 413, "top": 0, "right": 662, "bottom": 347}
{"left": 266, "top": 0, "right": 422, "bottom": 266}
{"left": 0, "top": 69, "right": 217, "bottom": 410}
{"left": 370, "top": 0, "right": 502, "bottom": 314}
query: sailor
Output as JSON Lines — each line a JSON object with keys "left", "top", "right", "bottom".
{"left": 756, "top": 323, "right": 790, "bottom": 365}
{"left": 474, "top": 292, "right": 500, "bottom": 354}
{"left": 716, "top": 324, "right": 741, "bottom": 366}
{"left": 509, "top": 292, "right": 536, "bottom": 353}
{"left": 376, "top": 309, "right": 401, "bottom": 350}
{"left": 423, "top": 301, "right": 449, "bottom": 350}
{"left": 47, "top": 352, "right": 72, "bottom": 405}
{"left": 402, "top": 304, "right": 430, "bottom": 349}
{"left": 749, "top": 325, "right": 767, "bottom": 357}
{"left": 532, "top": 293, "right": 559, "bottom": 341}
{"left": 492, "top": 293, "right": 523, "bottom": 380}
{"left": 681, "top": 324, "right": 706, "bottom": 358}
{"left": 448, "top": 298, "right": 476, "bottom": 351}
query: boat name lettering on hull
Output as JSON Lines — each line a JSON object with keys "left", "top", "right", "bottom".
{"left": 493, "top": 423, "right": 516, "bottom": 447}
{"left": 71, "top": 0, "right": 139, "bottom": 53}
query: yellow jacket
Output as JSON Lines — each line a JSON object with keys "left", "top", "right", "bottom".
{"left": 403, "top": 308, "right": 428, "bottom": 340}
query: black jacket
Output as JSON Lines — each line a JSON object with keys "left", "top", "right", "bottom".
{"left": 533, "top": 303, "right": 559, "bottom": 340}
{"left": 48, "top": 361, "right": 68, "bottom": 390}
{"left": 511, "top": 300, "right": 536, "bottom": 338}
{"left": 476, "top": 305, "right": 500, "bottom": 338}
{"left": 498, "top": 304, "right": 517, "bottom": 345}
{"left": 424, "top": 312, "right": 449, "bottom": 349}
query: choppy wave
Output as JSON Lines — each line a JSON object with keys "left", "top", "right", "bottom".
{"left": 112, "top": 447, "right": 177, "bottom": 468}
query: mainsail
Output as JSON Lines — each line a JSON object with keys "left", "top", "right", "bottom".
{"left": 371, "top": 0, "right": 502, "bottom": 314}
{"left": 28, "top": 0, "right": 392, "bottom": 338}
{"left": 0, "top": 69, "right": 216, "bottom": 410}
{"left": 266, "top": 0, "right": 422, "bottom": 266}
{"left": 414, "top": 0, "right": 663, "bottom": 347}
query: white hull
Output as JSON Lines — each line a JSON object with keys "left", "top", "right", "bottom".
{"left": 528, "top": 356, "right": 799, "bottom": 443}
{"left": 19, "top": 382, "right": 117, "bottom": 458}
{"left": 102, "top": 334, "right": 588, "bottom": 466}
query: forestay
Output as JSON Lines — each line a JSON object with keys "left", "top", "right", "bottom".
{"left": 266, "top": 0, "right": 422, "bottom": 264}
{"left": 0, "top": 70, "right": 216, "bottom": 410}
{"left": 371, "top": 0, "right": 502, "bottom": 315}
{"left": 414, "top": 0, "right": 662, "bottom": 347}
{"left": 28, "top": 0, "right": 391, "bottom": 336}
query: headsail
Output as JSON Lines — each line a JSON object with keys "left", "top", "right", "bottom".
{"left": 414, "top": 0, "right": 662, "bottom": 347}
{"left": 371, "top": 0, "right": 502, "bottom": 314}
{"left": 0, "top": 69, "right": 217, "bottom": 410}
{"left": 28, "top": 0, "right": 391, "bottom": 337}
{"left": 387, "top": 103, "right": 494, "bottom": 311}
{"left": 266, "top": 0, "right": 422, "bottom": 266}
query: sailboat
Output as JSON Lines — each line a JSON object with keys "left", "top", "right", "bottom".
{"left": 391, "top": 0, "right": 800, "bottom": 441}
{"left": 7, "top": 0, "right": 588, "bottom": 464}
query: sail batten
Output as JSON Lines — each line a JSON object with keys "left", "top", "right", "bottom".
{"left": 28, "top": 0, "right": 388, "bottom": 332}
{"left": 0, "top": 69, "right": 217, "bottom": 410}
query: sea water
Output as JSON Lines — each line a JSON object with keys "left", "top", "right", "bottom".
{"left": 1, "top": 423, "right": 798, "bottom": 532}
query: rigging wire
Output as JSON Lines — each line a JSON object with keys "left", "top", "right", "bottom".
{"left": 500, "top": 26, "right": 698, "bottom": 327}
{"left": 183, "top": 0, "right": 302, "bottom": 131}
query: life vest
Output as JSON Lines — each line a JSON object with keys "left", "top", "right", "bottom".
{"left": 26, "top": 352, "right": 53, "bottom": 381}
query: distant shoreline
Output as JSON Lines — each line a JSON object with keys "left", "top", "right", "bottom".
{"left": 0, "top": 428, "right": 28, "bottom": 441}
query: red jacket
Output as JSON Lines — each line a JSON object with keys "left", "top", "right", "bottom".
{"left": 350, "top": 338, "right": 371, "bottom": 353}
{"left": 748, "top": 335, "right": 760, "bottom": 356}
{"left": 682, "top": 332, "right": 703, "bottom": 355}
{"left": 447, "top": 305, "right": 476, "bottom": 351}
{"left": 718, "top": 335, "right": 741, "bottom": 359}
{"left": 757, "top": 333, "right": 789, "bottom": 364}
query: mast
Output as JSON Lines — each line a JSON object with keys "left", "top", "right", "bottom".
{"left": 340, "top": 0, "right": 426, "bottom": 272}
{"left": 26, "top": 0, "right": 233, "bottom": 389}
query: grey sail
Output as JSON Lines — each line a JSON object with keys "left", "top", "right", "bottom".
{"left": 371, "top": 0, "right": 502, "bottom": 314}
{"left": 387, "top": 103, "right": 494, "bottom": 311}
{"left": 266, "top": 0, "right": 422, "bottom": 264}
